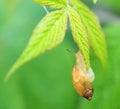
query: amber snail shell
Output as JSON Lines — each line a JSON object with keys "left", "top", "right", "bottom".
{"left": 72, "top": 51, "right": 95, "bottom": 101}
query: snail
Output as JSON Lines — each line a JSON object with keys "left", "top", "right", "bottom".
{"left": 72, "top": 51, "right": 95, "bottom": 101}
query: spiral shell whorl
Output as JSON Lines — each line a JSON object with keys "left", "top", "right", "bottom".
{"left": 72, "top": 51, "right": 95, "bottom": 101}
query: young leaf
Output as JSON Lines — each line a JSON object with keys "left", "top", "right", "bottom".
{"left": 70, "top": 0, "right": 107, "bottom": 67}
{"left": 5, "top": 9, "right": 67, "bottom": 81}
{"left": 33, "top": 0, "right": 67, "bottom": 8}
{"left": 68, "top": 7, "right": 90, "bottom": 69}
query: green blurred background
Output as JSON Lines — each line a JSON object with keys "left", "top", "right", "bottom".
{"left": 0, "top": 0, "right": 120, "bottom": 109}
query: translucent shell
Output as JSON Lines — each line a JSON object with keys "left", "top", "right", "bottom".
{"left": 72, "top": 51, "right": 95, "bottom": 101}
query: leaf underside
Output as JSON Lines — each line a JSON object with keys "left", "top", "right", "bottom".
{"left": 5, "top": 9, "right": 67, "bottom": 81}
{"left": 68, "top": 7, "right": 90, "bottom": 69}
{"left": 70, "top": 0, "right": 107, "bottom": 68}
{"left": 33, "top": 0, "right": 67, "bottom": 8}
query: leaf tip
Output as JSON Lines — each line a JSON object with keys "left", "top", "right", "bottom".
{"left": 4, "top": 75, "right": 10, "bottom": 83}
{"left": 4, "top": 70, "right": 14, "bottom": 82}
{"left": 4, "top": 63, "right": 19, "bottom": 82}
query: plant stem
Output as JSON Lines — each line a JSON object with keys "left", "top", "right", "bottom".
{"left": 43, "top": 6, "right": 49, "bottom": 14}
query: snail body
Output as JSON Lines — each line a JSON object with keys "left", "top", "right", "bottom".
{"left": 72, "top": 51, "right": 95, "bottom": 101}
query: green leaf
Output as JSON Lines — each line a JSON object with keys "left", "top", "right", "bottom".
{"left": 68, "top": 7, "right": 90, "bottom": 69}
{"left": 93, "top": 0, "right": 97, "bottom": 4}
{"left": 33, "top": 0, "right": 67, "bottom": 8}
{"left": 5, "top": 9, "right": 67, "bottom": 81}
{"left": 70, "top": 0, "right": 107, "bottom": 68}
